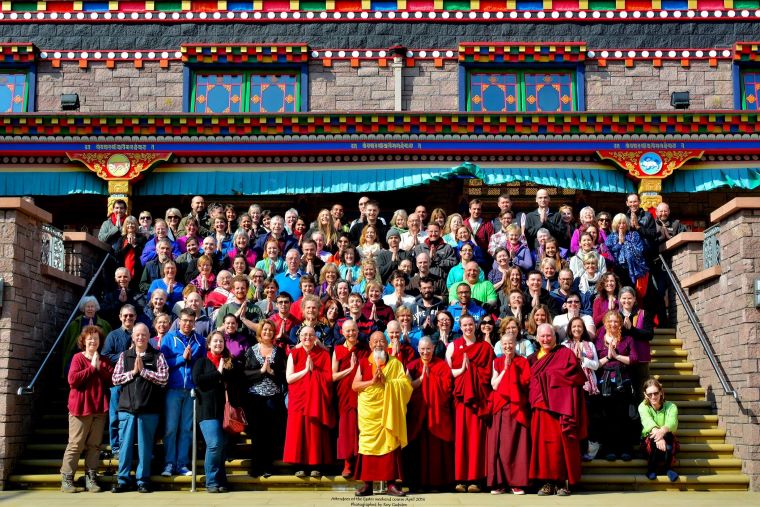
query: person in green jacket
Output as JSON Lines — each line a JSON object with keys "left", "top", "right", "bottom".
{"left": 638, "top": 378, "right": 679, "bottom": 482}
{"left": 62, "top": 296, "right": 113, "bottom": 376}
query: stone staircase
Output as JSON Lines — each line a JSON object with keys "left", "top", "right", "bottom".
{"left": 7, "top": 329, "right": 749, "bottom": 492}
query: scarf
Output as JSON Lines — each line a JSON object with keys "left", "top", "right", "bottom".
{"left": 207, "top": 351, "right": 223, "bottom": 369}
{"left": 579, "top": 271, "right": 603, "bottom": 294}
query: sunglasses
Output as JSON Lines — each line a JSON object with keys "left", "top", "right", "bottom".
{"left": 481, "top": 321, "right": 494, "bottom": 325}
{"left": 598, "top": 218, "right": 610, "bottom": 222}
{"left": 139, "top": 216, "right": 152, "bottom": 220}
{"left": 645, "top": 391, "right": 661, "bottom": 398}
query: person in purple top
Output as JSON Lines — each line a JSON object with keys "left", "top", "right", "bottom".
{"left": 220, "top": 313, "right": 251, "bottom": 368}
{"left": 594, "top": 310, "right": 637, "bottom": 462}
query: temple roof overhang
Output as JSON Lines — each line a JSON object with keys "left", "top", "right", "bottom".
{"left": 2, "top": 112, "right": 759, "bottom": 196}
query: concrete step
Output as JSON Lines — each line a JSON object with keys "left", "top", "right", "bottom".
{"left": 652, "top": 352, "right": 689, "bottom": 359}
{"left": 578, "top": 473, "right": 749, "bottom": 491}
{"left": 16, "top": 457, "right": 743, "bottom": 474}
{"left": 648, "top": 361, "right": 694, "bottom": 370}
{"left": 651, "top": 337, "right": 683, "bottom": 347}
{"left": 8, "top": 472, "right": 749, "bottom": 492}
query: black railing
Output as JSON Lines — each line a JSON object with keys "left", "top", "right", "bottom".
{"left": 659, "top": 253, "right": 738, "bottom": 401}
{"left": 17, "top": 252, "right": 114, "bottom": 396}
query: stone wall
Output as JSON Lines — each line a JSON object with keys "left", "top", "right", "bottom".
{"left": 309, "top": 61, "right": 394, "bottom": 111}
{"left": 0, "top": 199, "right": 86, "bottom": 488}
{"left": 402, "top": 61, "right": 458, "bottom": 111}
{"left": 35, "top": 61, "right": 184, "bottom": 113}
{"left": 32, "top": 58, "right": 736, "bottom": 113}
{"left": 667, "top": 198, "right": 760, "bottom": 490}
{"left": 585, "top": 60, "right": 734, "bottom": 111}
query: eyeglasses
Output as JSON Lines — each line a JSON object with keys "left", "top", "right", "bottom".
{"left": 167, "top": 216, "right": 180, "bottom": 220}
{"left": 645, "top": 391, "right": 661, "bottom": 398}
{"left": 567, "top": 300, "right": 581, "bottom": 305}
{"left": 122, "top": 314, "right": 137, "bottom": 319}
{"left": 276, "top": 300, "right": 291, "bottom": 305}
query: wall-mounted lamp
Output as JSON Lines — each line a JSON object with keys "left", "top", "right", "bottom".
{"left": 670, "top": 91, "right": 690, "bottom": 109}
{"left": 60, "top": 93, "right": 80, "bottom": 111}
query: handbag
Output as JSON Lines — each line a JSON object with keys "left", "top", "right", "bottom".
{"left": 598, "top": 365, "right": 633, "bottom": 398}
{"left": 222, "top": 390, "right": 247, "bottom": 434}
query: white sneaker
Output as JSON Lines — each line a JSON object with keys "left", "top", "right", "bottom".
{"left": 586, "top": 441, "right": 601, "bottom": 460}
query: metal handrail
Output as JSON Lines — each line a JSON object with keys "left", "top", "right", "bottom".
{"left": 658, "top": 253, "right": 738, "bottom": 401}
{"left": 17, "top": 252, "right": 114, "bottom": 396}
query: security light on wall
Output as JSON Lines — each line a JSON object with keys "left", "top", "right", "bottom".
{"left": 60, "top": 93, "right": 80, "bottom": 111}
{"left": 670, "top": 91, "right": 690, "bottom": 109}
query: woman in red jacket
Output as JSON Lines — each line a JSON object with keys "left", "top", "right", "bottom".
{"left": 60, "top": 325, "right": 114, "bottom": 493}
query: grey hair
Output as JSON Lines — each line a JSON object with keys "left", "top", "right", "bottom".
{"left": 618, "top": 286, "right": 637, "bottom": 300}
{"left": 79, "top": 296, "right": 100, "bottom": 313}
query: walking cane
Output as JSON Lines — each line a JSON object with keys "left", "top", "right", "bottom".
{"left": 191, "top": 388, "right": 197, "bottom": 492}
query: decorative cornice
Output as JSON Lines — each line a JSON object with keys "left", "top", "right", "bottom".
{"left": 1, "top": 112, "right": 760, "bottom": 138}
{"left": 29, "top": 45, "right": 736, "bottom": 69}
{"left": 734, "top": 42, "right": 760, "bottom": 62}
{"left": 1, "top": 5, "right": 760, "bottom": 24}
{"left": 180, "top": 43, "right": 310, "bottom": 64}
{"left": 458, "top": 43, "right": 586, "bottom": 64}
{"left": 0, "top": 43, "right": 37, "bottom": 64}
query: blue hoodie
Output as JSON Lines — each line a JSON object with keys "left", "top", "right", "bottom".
{"left": 160, "top": 328, "right": 205, "bottom": 390}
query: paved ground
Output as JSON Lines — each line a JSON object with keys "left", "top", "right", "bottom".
{"left": 0, "top": 490, "right": 756, "bottom": 507}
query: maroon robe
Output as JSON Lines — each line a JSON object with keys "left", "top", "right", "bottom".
{"left": 487, "top": 355, "right": 531, "bottom": 489}
{"left": 405, "top": 357, "right": 455, "bottom": 489}
{"left": 450, "top": 337, "right": 494, "bottom": 482}
{"left": 388, "top": 342, "right": 415, "bottom": 369}
{"left": 333, "top": 342, "right": 370, "bottom": 460}
{"left": 528, "top": 345, "right": 588, "bottom": 485}
{"left": 283, "top": 346, "right": 335, "bottom": 465}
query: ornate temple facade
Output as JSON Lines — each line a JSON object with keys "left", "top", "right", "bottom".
{"left": 0, "top": 1, "right": 758, "bottom": 222}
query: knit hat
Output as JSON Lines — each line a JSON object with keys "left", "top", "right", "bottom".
{"left": 386, "top": 228, "right": 401, "bottom": 241}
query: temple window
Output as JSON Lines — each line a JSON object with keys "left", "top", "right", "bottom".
{"left": 191, "top": 71, "right": 301, "bottom": 113}
{"left": 466, "top": 69, "right": 578, "bottom": 113}
{"left": 0, "top": 71, "right": 30, "bottom": 113}
{"left": 739, "top": 70, "right": 760, "bottom": 111}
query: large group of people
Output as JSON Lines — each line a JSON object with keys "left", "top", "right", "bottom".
{"left": 59, "top": 190, "right": 685, "bottom": 495}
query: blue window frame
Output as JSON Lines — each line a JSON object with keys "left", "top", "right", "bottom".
{"left": 739, "top": 69, "right": 760, "bottom": 111}
{"left": 465, "top": 68, "right": 580, "bottom": 113}
{"left": 185, "top": 66, "right": 307, "bottom": 113}
{"left": 0, "top": 71, "right": 29, "bottom": 113}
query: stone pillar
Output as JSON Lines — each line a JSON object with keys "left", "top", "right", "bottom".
{"left": 392, "top": 56, "right": 403, "bottom": 112}
{"left": 666, "top": 197, "right": 760, "bottom": 490}
{"left": 0, "top": 198, "right": 86, "bottom": 489}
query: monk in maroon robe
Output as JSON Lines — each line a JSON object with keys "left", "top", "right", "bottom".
{"left": 487, "top": 331, "right": 531, "bottom": 494}
{"left": 331, "top": 320, "right": 370, "bottom": 478}
{"left": 386, "top": 320, "right": 415, "bottom": 368}
{"left": 446, "top": 314, "right": 494, "bottom": 493}
{"left": 283, "top": 326, "right": 335, "bottom": 477}
{"left": 528, "top": 323, "right": 588, "bottom": 496}
{"left": 405, "top": 336, "right": 455, "bottom": 491}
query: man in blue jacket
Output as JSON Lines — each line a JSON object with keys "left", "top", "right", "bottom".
{"left": 160, "top": 308, "right": 205, "bottom": 477}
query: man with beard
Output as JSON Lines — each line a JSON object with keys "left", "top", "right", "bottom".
{"left": 411, "top": 276, "right": 445, "bottom": 334}
{"left": 352, "top": 331, "right": 412, "bottom": 497}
